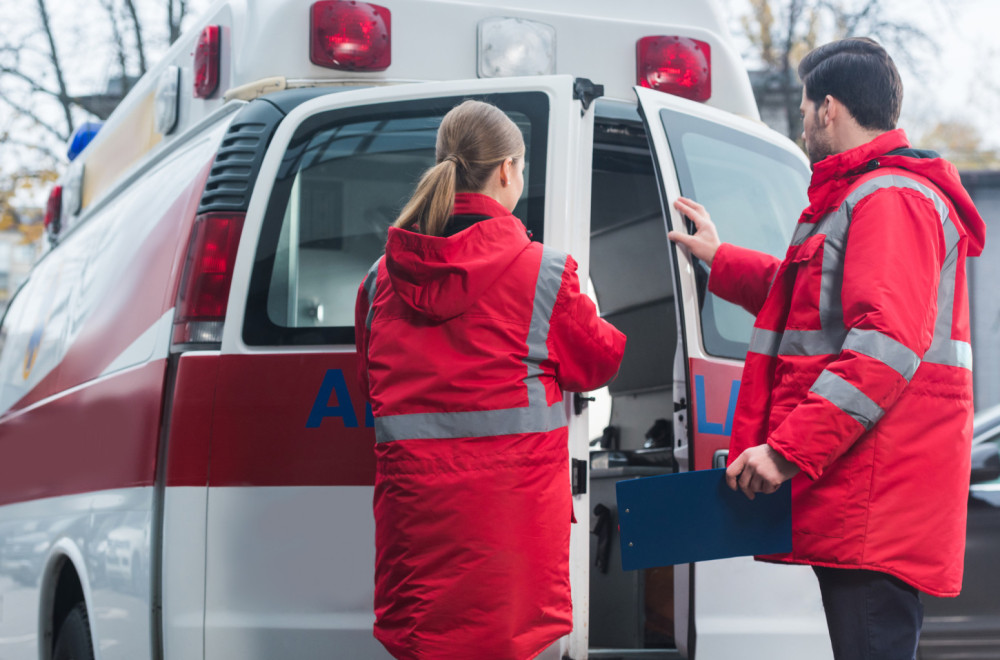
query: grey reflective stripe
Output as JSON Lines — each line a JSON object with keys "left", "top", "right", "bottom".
{"left": 842, "top": 328, "right": 921, "bottom": 381}
{"left": 923, "top": 223, "right": 971, "bottom": 370}
{"left": 790, "top": 202, "right": 850, "bottom": 248}
{"left": 847, "top": 174, "right": 952, "bottom": 232}
{"left": 524, "top": 247, "right": 567, "bottom": 403}
{"left": 924, "top": 340, "right": 972, "bottom": 369}
{"left": 363, "top": 257, "right": 383, "bottom": 331}
{"left": 778, "top": 327, "right": 846, "bottom": 357}
{"left": 749, "top": 327, "right": 782, "bottom": 357}
{"left": 374, "top": 246, "right": 569, "bottom": 443}
{"left": 810, "top": 370, "right": 884, "bottom": 430}
{"left": 375, "top": 402, "right": 567, "bottom": 441}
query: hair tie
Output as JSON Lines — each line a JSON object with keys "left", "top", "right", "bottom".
{"left": 442, "top": 153, "right": 466, "bottom": 170}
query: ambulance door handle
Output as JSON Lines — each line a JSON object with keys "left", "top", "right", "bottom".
{"left": 571, "top": 459, "right": 587, "bottom": 496}
{"left": 573, "top": 392, "right": 595, "bottom": 415}
{"left": 591, "top": 503, "right": 613, "bottom": 574}
{"left": 712, "top": 450, "right": 729, "bottom": 469}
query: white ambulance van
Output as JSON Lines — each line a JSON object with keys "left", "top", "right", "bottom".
{"left": 0, "top": 0, "right": 831, "bottom": 658}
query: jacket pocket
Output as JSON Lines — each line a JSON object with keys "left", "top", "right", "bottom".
{"left": 783, "top": 234, "right": 825, "bottom": 331}
{"left": 793, "top": 454, "right": 852, "bottom": 539}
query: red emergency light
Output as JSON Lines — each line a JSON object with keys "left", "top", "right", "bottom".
{"left": 194, "top": 25, "right": 221, "bottom": 98}
{"left": 44, "top": 185, "right": 62, "bottom": 233}
{"left": 637, "top": 36, "right": 711, "bottom": 102}
{"left": 173, "top": 212, "right": 245, "bottom": 346}
{"left": 310, "top": 0, "right": 391, "bottom": 72}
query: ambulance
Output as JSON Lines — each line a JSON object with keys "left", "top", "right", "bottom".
{"left": 0, "top": 0, "right": 831, "bottom": 658}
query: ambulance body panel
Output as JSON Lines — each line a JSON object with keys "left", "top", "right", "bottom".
{"left": 0, "top": 1, "right": 830, "bottom": 658}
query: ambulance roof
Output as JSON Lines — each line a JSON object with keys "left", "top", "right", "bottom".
{"left": 63, "top": 0, "right": 758, "bottom": 227}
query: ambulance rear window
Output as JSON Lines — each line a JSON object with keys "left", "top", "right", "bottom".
{"left": 243, "top": 92, "right": 548, "bottom": 346}
{"left": 661, "top": 108, "right": 810, "bottom": 360}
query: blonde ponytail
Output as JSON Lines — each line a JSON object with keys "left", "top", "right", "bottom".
{"left": 393, "top": 100, "right": 525, "bottom": 237}
{"left": 393, "top": 159, "right": 458, "bottom": 238}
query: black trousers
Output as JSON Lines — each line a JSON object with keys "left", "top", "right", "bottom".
{"left": 813, "top": 566, "right": 924, "bottom": 660}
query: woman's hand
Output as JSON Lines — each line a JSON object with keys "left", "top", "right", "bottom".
{"left": 668, "top": 197, "right": 721, "bottom": 265}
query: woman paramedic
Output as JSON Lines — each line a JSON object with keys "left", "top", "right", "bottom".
{"left": 354, "top": 100, "right": 626, "bottom": 660}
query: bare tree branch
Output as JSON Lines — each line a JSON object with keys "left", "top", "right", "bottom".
{"left": 1, "top": 135, "right": 62, "bottom": 163}
{"left": 168, "top": 0, "right": 188, "bottom": 44}
{"left": 0, "top": 91, "right": 69, "bottom": 142}
{"left": 123, "top": 0, "right": 147, "bottom": 75}
{"left": 100, "top": 0, "right": 131, "bottom": 96}
{"left": 0, "top": 65, "right": 61, "bottom": 99}
{"left": 35, "top": 0, "right": 73, "bottom": 136}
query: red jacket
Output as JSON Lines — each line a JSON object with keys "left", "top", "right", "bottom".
{"left": 355, "top": 193, "right": 625, "bottom": 659}
{"left": 710, "top": 130, "right": 986, "bottom": 597}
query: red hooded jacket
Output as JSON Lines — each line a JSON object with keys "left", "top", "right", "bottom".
{"left": 710, "top": 130, "right": 986, "bottom": 596}
{"left": 355, "top": 193, "right": 625, "bottom": 659}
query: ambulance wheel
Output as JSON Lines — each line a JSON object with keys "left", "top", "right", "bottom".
{"left": 52, "top": 603, "right": 95, "bottom": 660}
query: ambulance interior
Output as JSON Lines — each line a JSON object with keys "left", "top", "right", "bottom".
{"left": 586, "top": 100, "right": 680, "bottom": 651}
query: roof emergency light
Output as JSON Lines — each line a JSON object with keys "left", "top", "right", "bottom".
{"left": 66, "top": 122, "right": 102, "bottom": 161}
{"left": 155, "top": 65, "right": 181, "bottom": 134}
{"left": 637, "top": 36, "right": 711, "bottom": 102}
{"left": 173, "top": 212, "right": 245, "bottom": 346}
{"left": 194, "top": 25, "right": 221, "bottom": 98}
{"left": 478, "top": 17, "right": 556, "bottom": 78}
{"left": 310, "top": 1, "right": 391, "bottom": 72}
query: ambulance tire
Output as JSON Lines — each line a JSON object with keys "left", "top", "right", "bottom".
{"left": 52, "top": 603, "right": 95, "bottom": 660}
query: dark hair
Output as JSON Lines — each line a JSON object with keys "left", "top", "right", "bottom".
{"left": 797, "top": 38, "right": 902, "bottom": 131}
{"left": 393, "top": 100, "right": 525, "bottom": 237}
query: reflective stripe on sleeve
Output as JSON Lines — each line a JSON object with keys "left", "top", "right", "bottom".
{"left": 363, "top": 256, "right": 383, "bottom": 331}
{"left": 749, "top": 327, "right": 782, "bottom": 357}
{"left": 373, "top": 247, "right": 569, "bottom": 443}
{"left": 842, "top": 328, "right": 921, "bottom": 381}
{"left": 778, "top": 328, "right": 847, "bottom": 358}
{"left": 810, "top": 370, "right": 885, "bottom": 430}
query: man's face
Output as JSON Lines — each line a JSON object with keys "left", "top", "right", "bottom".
{"left": 800, "top": 88, "right": 833, "bottom": 166}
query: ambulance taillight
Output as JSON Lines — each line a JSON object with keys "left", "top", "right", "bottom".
{"left": 43, "top": 185, "right": 62, "bottom": 233}
{"left": 194, "top": 25, "right": 221, "bottom": 98}
{"left": 173, "top": 212, "right": 245, "bottom": 347}
{"left": 637, "top": 36, "right": 711, "bottom": 102}
{"left": 310, "top": 0, "right": 391, "bottom": 71}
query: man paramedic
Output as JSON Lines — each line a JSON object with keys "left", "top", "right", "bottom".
{"left": 668, "top": 38, "right": 985, "bottom": 659}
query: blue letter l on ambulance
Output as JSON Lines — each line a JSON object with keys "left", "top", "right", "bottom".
{"left": 695, "top": 375, "right": 740, "bottom": 436}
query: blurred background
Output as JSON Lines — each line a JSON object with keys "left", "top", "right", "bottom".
{"left": 1, "top": 0, "right": 997, "bottom": 402}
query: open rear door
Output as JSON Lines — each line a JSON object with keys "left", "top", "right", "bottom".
{"left": 635, "top": 86, "right": 833, "bottom": 660}
{"left": 207, "top": 75, "right": 595, "bottom": 659}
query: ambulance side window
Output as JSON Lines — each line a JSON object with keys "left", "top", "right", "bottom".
{"left": 244, "top": 92, "right": 548, "bottom": 346}
{"left": 662, "top": 109, "right": 810, "bottom": 359}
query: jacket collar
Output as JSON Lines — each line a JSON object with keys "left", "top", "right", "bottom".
{"left": 805, "top": 129, "right": 910, "bottom": 214}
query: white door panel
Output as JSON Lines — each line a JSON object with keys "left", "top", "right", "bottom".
{"left": 635, "top": 86, "right": 830, "bottom": 660}
{"left": 210, "top": 76, "right": 594, "bottom": 657}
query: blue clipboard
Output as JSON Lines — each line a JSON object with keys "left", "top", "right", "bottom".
{"left": 616, "top": 468, "right": 792, "bottom": 571}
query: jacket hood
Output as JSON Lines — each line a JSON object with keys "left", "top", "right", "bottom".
{"left": 809, "top": 129, "right": 986, "bottom": 257}
{"left": 385, "top": 193, "right": 532, "bottom": 322}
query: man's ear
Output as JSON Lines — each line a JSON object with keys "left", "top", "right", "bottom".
{"left": 822, "top": 95, "right": 839, "bottom": 125}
